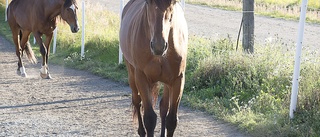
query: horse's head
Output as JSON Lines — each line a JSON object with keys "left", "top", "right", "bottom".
{"left": 61, "top": 0, "right": 79, "bottom": 33}
{"left": 146, "top": 0, "right": 176, "bottom": 56}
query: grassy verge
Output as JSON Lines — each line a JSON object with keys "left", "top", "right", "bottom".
{"left": 1, "top": 1, "right": 320, "bottom": 136}
{"left": 185, "top": 36, "right": 320, "bottom": 136}
{"left": 186, "top": 0, "right": 320, "bottom": 23}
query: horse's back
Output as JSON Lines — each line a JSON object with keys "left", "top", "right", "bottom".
{"left": 7, "top": 0, "right": 37, "bottom": 30}
{"left": 8, "top": 0, "right": 35, "bottom": 17}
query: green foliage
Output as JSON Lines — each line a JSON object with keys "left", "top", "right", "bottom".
{"left": 0, "top": 3, "right": 12, "bottom": 40}
{"left": 183, "top": 35, "right": 320, "bottom": 136}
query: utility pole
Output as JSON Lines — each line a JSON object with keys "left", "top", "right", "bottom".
{"left": 242, "top": 0, "right": 254, "bottom": 53}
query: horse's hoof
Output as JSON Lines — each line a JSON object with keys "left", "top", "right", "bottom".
{"left": 40, "top": 72, "right": 52, "bottom": 79}
{"left": 21, "top": 73, "right": 27, "bottom": 77}
{"left": 46, "top": 73, "right": 52, "bottom": 79}
{"left": 18, "top": 66, "right": 27, "bottom": 77}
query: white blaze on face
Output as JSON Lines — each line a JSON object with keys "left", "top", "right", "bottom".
{"left": 69, "top": 4, "right": 76, "bottom": 13}
{"left": 68, "top": 3, "right": 79, "bottom": 29}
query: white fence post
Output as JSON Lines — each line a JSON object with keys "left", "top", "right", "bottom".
{"left": 119, "top": 0, "right": 124, "bottom": 64}
{"left": 5, "top": 0, "right": 8, "bottom": 21}
{"left": 81, "top": 0, "right": 85, "bottom": 58}
{"left": 181, "top": 0, "right": 185, "bottom": 10}
{"left": 289, "top": 0, "right": 308, "bottom": 119}
{"left": 52, "top": 27, "right": 58, "bottom": 54}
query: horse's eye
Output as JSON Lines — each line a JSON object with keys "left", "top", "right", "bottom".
{"left": 165, "top": 13, "right": 172, "bottom": 22}
{"left": 169, "top": 14, "right": 173, "bottom": 22}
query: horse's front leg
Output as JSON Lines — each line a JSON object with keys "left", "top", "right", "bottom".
{"left": 135, "top": 70, "right": 157, "bottom": 137}
{"left": 34, "top": 32, "right": 50, "bottom": 79}
{"left": 125, "top": 60, "right": 146, "bottom": 137}
{"left": 166, "top": 73, "right": 186, "bottom": 137}
{"left": 43, "top": 33, "right": 53, "bottom": 79}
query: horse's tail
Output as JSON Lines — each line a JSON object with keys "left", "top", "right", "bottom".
{"left": 19, "top": 30, "right": 37, "bottom": 64}
{"left": 132, "top": 103, "right": 139, "bottom": 124}
{"left": 151, "top": 82, "right": 160, "bottom": 108}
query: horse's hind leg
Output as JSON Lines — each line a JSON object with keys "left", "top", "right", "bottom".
{"left": 10, "top": 28, "right": 24, "bottom": 76}
{"left": 19, "top": 30, "right": 31, "bottom": 77}
{"left": 125, "top": 60, "right": 146, "bottom": 136}
{"left": 151, "top": 82, "right": 160, "bottom": 108}
{"left": 7, "top": 9, "right": 24, "bottom": 76}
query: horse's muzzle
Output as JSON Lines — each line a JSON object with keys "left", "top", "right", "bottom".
{"left": 70, "top": 25, "right": 79, "bottom": 33}
{"left": 150, "top": 41, "right": 168, "bottom": 56}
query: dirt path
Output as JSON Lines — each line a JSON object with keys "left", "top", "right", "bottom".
{"left": 0, "top": 34, "right": 247, "bottom": 136}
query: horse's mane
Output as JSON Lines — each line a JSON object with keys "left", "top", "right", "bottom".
{"left": 154, "top": 0, "right": 178, "bottom": 11}
{"left": 64, "top": 0, "right": 77, "bottom": 8}
{"left": 56, "top": 0, "right": 77, "bottom": 23}
{"left": 154, "top": 0, "right": 171, "bottom": 11}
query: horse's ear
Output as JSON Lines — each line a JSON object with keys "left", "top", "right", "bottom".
{"left": 172, "top": 0, "right": 178, "bottom": 4}
{"left": 146, "top": 0, "right": 152, "bottom": 4}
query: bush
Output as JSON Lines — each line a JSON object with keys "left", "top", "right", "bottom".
{"left": 183, "top": 36, "right": 320, "bottom": 136}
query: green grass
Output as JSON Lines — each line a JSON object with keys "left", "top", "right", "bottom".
{"left": 1, "top": 0, "right": 320, "bottom": 136}
{"left": 0, "top": 2, "right": 11, "bottom": 39}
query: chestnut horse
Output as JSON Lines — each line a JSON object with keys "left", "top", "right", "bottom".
{"left": 120, "top": 0, "right": 188, "bottom": 136}
{"left": 7, "top": 0, "right": 79, "bottom": 78}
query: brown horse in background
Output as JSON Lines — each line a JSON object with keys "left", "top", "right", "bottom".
{"left": 7, "top": 0, "right": 79, "bottom": 78}
{"left": 120, "top": 0, "right": 188, "bottom": 136}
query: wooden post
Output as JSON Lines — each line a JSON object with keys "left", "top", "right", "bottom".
{"left": 242, "top": 0, "right": 254, "bottom": 53}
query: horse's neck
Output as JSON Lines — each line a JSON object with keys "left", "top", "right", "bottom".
{"left": 45, "top": 0, "right": 64, "bottom": 21}
{"left": 141, "top": 5, "right": 152, "bottom": 40}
